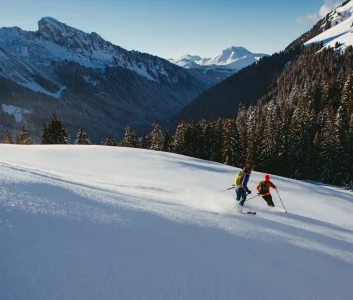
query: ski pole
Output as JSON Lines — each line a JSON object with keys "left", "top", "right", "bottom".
{"left": 276, "top": 189, "right": 287, "bottom": 213}
{"left": 220, "top": 185, "right": 235, "bottom": 192}
{"left": 245, "top": 194, "right": 260, "bottom": 202}
{"left": 232, "top": 194, "right": 260, "bottom": 210}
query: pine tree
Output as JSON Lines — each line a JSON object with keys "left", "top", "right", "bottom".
{"left": 2, "top": 130, "right": 13, "bottom": 144}
{"left": 75, "top": 127, "right": 91, "bottom": 145}
{"left": 235, "top": 105, "right": 247, "bottom": 164}
{"left": 245, "top": 106, "right": 264, "bottom": 168}
{"left": 221, "top": 119, "right": 240, "bottom": 166}
{"left": 120, "top": 126, "right": 137, "bottom": 148}
{"left": 15, "top": 134, "right": 20, "bottom": 144}
{"left": 139, "top": 133, "right": 151, "bottom": 149}
{"left": 47, "top": 114, "right": 70, "bottom": 144}
{"left": 288, "top": 88, "right": 316, "bottom": 179}
{"left": 209, "top": 118, "right": 222, "bottom": 162}
{"left": 310, "top": 131, "right": 322, "bottom": 181}
{"left": 162, "top": 128, "right": 173, "bottom": 152}
{"left": 203, "top": 122, "right": 214, "bottom": 161}
{"left": 320, "top": 107, "right": 341, "bottom": 184}
{"left": 347, "top": 113, "right": 353, "bottom": 187}
{"left": 260, "top": 105, "right": 280, "bottom": 174}
{"left": 41, "top": 122, "right": 50, "bottom": 144}
{"left": 173, "top": 121, "right": 187, "bottom": 155}
{"left": 341, "top": 73, "right": 353, "bottom": 118}
{"left": 150, "top": 120, "right": 164, "bottom": 151}
{"left": 17, "top": 126, "right": 33, "bottom": 145}
{"left": 103, "top": 136, "right": 113, "bottom": 146}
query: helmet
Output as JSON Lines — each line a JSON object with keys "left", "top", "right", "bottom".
{"left": 264, "top": 174, "right": 270, "bottom": 181}
{"left": 245, "top": 163, "right": 255, "bottom": 170}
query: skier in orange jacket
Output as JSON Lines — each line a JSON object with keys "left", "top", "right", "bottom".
{"left": 256, "top": 174, "right": 277, "bottom": 207}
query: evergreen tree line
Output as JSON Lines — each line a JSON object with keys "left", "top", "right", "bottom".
{"left": 2, "top": 44, "right": 352, "bottom": 187}
{"left": 2, "top": 99, "right": 352, "bottom": 187}
{"left": 2, "top": 126, "right": 33, "bottom": 145}
{"left": 2, "top": 114, "right": 91, "bottom": 145}
{"left": 169, "top": 76, "right": 353, "bottom": 187}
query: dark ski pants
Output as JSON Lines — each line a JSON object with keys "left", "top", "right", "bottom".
{"left": 236, "top": 188, "right": 247, "bottom": 207}
{"left": 262, "top": 194, "right": 275, "bottom": 207}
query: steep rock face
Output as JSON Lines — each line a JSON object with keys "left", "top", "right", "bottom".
{"left": 169, "top": 46, "right": 267, "bottom": 87}
{"left": 0, "top": 17, "right": 205, "bottom": 141}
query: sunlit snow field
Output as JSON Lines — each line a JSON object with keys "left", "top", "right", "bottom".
{"left": 1, "top": 145, "right": 353, "bottom": 300}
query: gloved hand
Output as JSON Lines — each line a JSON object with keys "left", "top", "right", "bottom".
{"left": 247, "top": 190, "right": 252, "bottom": 195}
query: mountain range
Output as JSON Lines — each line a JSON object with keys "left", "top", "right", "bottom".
{"left": 169, "top": 47, "right": 267, "bottom": 86}
{"left": 0, "top": 17, "right": 205, "bottom": 141}
{"left": 1, "top": 1, "right": 353, "bottom": 142}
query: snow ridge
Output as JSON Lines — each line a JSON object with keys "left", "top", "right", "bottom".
{"left": 305, "top": 0, "right": 353, "bottom": 51}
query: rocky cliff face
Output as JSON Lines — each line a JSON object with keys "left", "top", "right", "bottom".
{"left": 0, "top": 17, "right": 205, "bottom": 141}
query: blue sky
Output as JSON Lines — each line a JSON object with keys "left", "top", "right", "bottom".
{"left": 0, "top": 0, "right": 345, "bottom": 59}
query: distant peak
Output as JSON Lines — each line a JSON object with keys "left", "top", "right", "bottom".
{"left": 180, "top": 54, "right": 202, "bottom": 61}
{"left": 39, "top": 17, "right": 66, "bottom": 28}
{"left": 224, "top": 46, "right": 250, "bottom": 53}
{"left": 40, "top": 16, "right": 61, "bottom": 23}
{"left": 38, "top": 17, "right": 70, "bottom": 35}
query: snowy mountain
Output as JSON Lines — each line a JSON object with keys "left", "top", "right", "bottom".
{"left": 169, "top": 47, "right": 267, "bottom": 86}
{"left": 171, "top": 46, "right": 267, "bottom": 70}
{"left": 0, "top": 17, "right": 205, "bottom": 141}
{"left": 305, "top": 0, "right": 353, "bottom": 50}
{"left": 1, "top": 144, "right": 353, "bottom": 300}
{"left": 171, "top": 1, "right": 353, "bottom": 125}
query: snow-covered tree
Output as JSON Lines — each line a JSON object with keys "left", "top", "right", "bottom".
{"left": 150, "top": 120, "right": 164, "bottom": 151}
{"left": 139, "top": 133, "right": 151, "bottom": 149}
{"left": 120, "top": 126, "right": 137, "bottom": 148}
{"left": 102, "top": 136, "right": 117, "bottom": 146}
{"left": 162, "top": 129, "right": 173, "bottom": 152}
{"left": 320, "top": 108, "right": 341, "bottom": 184}
{"left": 47, "top": 114, "right": 70, "bottom": 144}
{"left": 173, "top": 121, "right": 187, "bottom": 155}
{"left": 41, "top": 122, "right": 50, "bottom": 144}
{"left": 2, "top": 130, "right": 13, "bottom": 144}
{"left": 221, "top": 119, "right": 240, "bottom": 166}
{"left": 76, "top": 127, "right": 91, "bottom": 145}
{"left": 17, "top": 126, "right": 33, "bottom": 145}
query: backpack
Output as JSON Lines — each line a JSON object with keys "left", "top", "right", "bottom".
{"left": 235, "top": 171, "right": 246, "bottom": 188}
{"left": 259, "top": 181, "right": 268, "bottom": 194}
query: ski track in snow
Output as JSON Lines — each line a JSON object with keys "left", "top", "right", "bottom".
{"left": 0, "top": 145, "right": 353, "bottom": 300}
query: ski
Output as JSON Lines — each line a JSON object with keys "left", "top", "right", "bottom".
{"left": 239, "top": 211, "right": 256, "bottom": 215}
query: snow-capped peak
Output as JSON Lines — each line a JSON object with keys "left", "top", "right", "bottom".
{"left": 0, "top": 16, "right": 190, "bottom": 90}
{"left": 180, "top": 54, "right": 203, "bottom": 62}
{"left": 37, "top": 17, "right": 109, "bottom": 52}
{"left": 169, "top": 46, "right": 267, "bottom": 71}
{"left": 38, "top": 17, "right": 68, "bottom": 33}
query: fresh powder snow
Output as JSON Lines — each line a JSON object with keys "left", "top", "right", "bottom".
{"left": 0, "top": 145, "right": 353, "bottom": 300}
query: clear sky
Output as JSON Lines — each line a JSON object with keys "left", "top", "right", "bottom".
{"left": 0, "top": 0, "right": 345, "bottom": 59}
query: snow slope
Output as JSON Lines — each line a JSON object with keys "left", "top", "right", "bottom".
{"left": 305, "top": 1, "right": 353, "bottom": 51}
{"left": 1, "top": 145, "right": 353, "bottom": 300}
